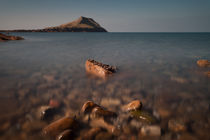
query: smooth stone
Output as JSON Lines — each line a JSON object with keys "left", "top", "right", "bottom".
{"left": 140, "top": 125, "right": 161, "bottom": 136}
{"left": 95, "top": 132, "right": 114, "bottom": 140}
{"left": 82, "top": 127, "right": 102, "bottom": 140}
{"left": 122, "top": 100, "right": 142, "bottom": 112}
{"left": 81, "top": 101, "right": 100, "bottom": 114}
{"left": 197, "top": 59, "right": 210, "bottom": 67}
{"left": 91, "top": 107, "right": 117, "bottom": 119}
{"left": 168, "top": 119, "right": 186, "bottom": 132}
{"left": 56, "top": 129, "right": 74, "bottom": 140}
{"left": 38, "top": 106, "right": 56, "bottom": 120}
{"left": 90, "top": 118, "right": 117, "bottom": 134}
{"left": 49, "top": 99, "right": 60, "bottom": 108}
{"left": 42, "top": 116, "right": 77, "bottom": 137}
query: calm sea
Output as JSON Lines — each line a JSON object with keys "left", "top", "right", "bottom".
{"left": 0, "top": 32, "right": 210, "bottom": 139}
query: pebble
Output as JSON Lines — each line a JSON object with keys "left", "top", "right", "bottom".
{"left": 81, "top": 101, "right": 100, "bottom": 114}
{"left": 49, "top": 99, "right": 60, "bottom": 108}
{"left": 90, "top": 118, "right": 116, "bottom": 134}
{"left": 91, "top": 107, "right": 117, "bottom": 119}
{"left": 140, "top": 125, "right": 161, "bottom": 136}
{"left": 38, "top": 106, "right": 56, "bottom": 120}
{"left": 42, "top": 116, "right": 78, "bottom": 137}
{"left": 95, "top": 132, "right": 114, "bottom": 140}
{"left": 197, "top": 59, "right": 210, "bottom": 67}
{"left": 82, "top": 127, "right": 102, "bottom": 140}
{"left": 168, "top": 119, "right": 186, "bottom": 132}
{"left": 56, "top": 129, "right": 74, "bottom": 140}
{"left": 122, "top": 100, "right": 142, "bottom": 112}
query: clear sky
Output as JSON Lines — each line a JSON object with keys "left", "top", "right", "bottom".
{"left": 0, "top": 0, "right": 210, "bottom": 32}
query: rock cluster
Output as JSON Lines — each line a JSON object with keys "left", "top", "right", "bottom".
{"left": 85, "top": 59, "right": 117, "bottom": 78}
{"left": 40, "top": 100, "right": 160, "bottom": 140}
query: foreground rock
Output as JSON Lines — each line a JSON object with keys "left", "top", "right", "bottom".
{"left": 122, "top": 100, "right": 142, "bottom": 112}
{"left": 197, "top": 59, "right": 210, "bottom": 67}
{"left": 85, "top": 59, "right": 117, "bottom": 78}
{"left": 0, "top": 33, "right": 24, "bottom": 42}
{"left": 42, "top": 116, "right": 78, "bottom": 137}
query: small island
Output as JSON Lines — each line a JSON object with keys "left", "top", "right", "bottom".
{"left": 0, "top": 16, "right": 107, "bottom": 32}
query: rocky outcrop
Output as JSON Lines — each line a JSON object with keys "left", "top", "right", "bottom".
{"left": 85, "top": 59, "right": 117, "bottom": 78}
{"left": 0, "top": 16, "right": 107, "bottom": 32}
{"left": 0, "top": 33, "right": 24, "bottom": 42}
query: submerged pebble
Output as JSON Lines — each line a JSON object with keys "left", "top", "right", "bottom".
{"left": 168, "top": 119, "right": 186, "bottom": 132}
{"left": 140, "top": 125, "right": 161, "bottom": 136}
{"left": 56, "top": 129, "right": 74, "bottom": 140}
{"left": 122, "top": 100, "right": 142, "bottom": 112}
{"left": 42, "top": 116, "right": 78, "bottom": 137}
{"left": 197, "top": 59, "right": 210, "bottom": 67}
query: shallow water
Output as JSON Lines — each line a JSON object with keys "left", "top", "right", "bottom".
{"left": 0, "top": 32, "right": 210, "bottom": 140}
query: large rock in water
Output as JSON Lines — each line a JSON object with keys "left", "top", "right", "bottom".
{"left": 0, "top": 33, "right": 24, "bottom": 41}
{"left": 85, "top": 59, "right": 117, "bottom": 78}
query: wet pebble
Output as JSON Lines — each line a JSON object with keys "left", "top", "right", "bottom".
{"left": 42, "top": 116, "right": 78, "bottom": 137}
{"left": 168, "top": 119, "right": 186, "bottom": 133}
{"left": 91, "top": 107, "right": 117, "bottom": 119}
{"left": 81, "top": 101, "right": 100, "bottom": 114}
{"left": 197, "top": 59, "right": 210, "bottom": 67}
{"left": 56, "top": 129, "right": 74, "bottom": 140}
{"left": 82, "top": 127, "right": 102, "bottom": 140}
{"left": 38, "top": 106, "right": 56, "bottom": 120}
{"left": 122, "top": 100, "right": 142, "bottom": 112}
{"left": 140, "top": 125, "right": 161, "bottom": 136}
{"left": 49, "top": 99, "right": 61, "bottom": 108}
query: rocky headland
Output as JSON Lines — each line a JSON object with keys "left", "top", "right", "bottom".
{"left": 0, "top": 16, "right": 107, "bottom": 32}
{"left": 0, "top": 33, "right": 24, "bottom": 42}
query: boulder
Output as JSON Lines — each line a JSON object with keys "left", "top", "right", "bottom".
{"left": 85, "top": 59, "right": 117, "bottom": 78}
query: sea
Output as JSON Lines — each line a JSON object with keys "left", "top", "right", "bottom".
{"left": 0, "top": 32, "right": 210, "bottom": 140}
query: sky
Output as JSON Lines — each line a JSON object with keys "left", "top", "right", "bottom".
{"left": 0, "top": 0, "right": 210, "bottom": 32}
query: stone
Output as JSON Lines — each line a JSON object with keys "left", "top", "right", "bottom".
{"left": 168, "top": 119, "right": 186, "bottom": 132}
{"left": 56, "top": 129, "right": 74, "bottom": 140}
{"left": 95, "top": 132, "right": 114, "bottom": 140}
{"left": 82, "top": 127, "right": 102, "bottom": 140}
{"left": 122, "top": 100, "right": 142, "bottom": 112}
{"left": 197, "top": 59, "right": 210, "bottom": 67}
{"left": 85, "top": 59, "right": 117, "bottom": 78}
{"left": 42, "top": 116, "right": 78, "bottom": 137}
{"left": 90, "top": 118, "right": 116, "bottom": 134}
{"left": 38, "top": 106, "right": 56, "bottom": 120}
{"left": 81, "top": 101, "right": 100, "bottom": 114}
{"left": 91, "top": 107, "right": 117, "bottom": 119}
{"left": 140, "top": 125, "right": 161, "bottom": 136}
{"left": 49, "top": 99, "right": 60, "bottom": 108}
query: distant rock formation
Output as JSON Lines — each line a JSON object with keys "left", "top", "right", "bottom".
{"left": 0, "top": 16, "right": 107, "bottom": 32}
{"left": 0, "top": 33, "right": 24, "bottom": 42}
